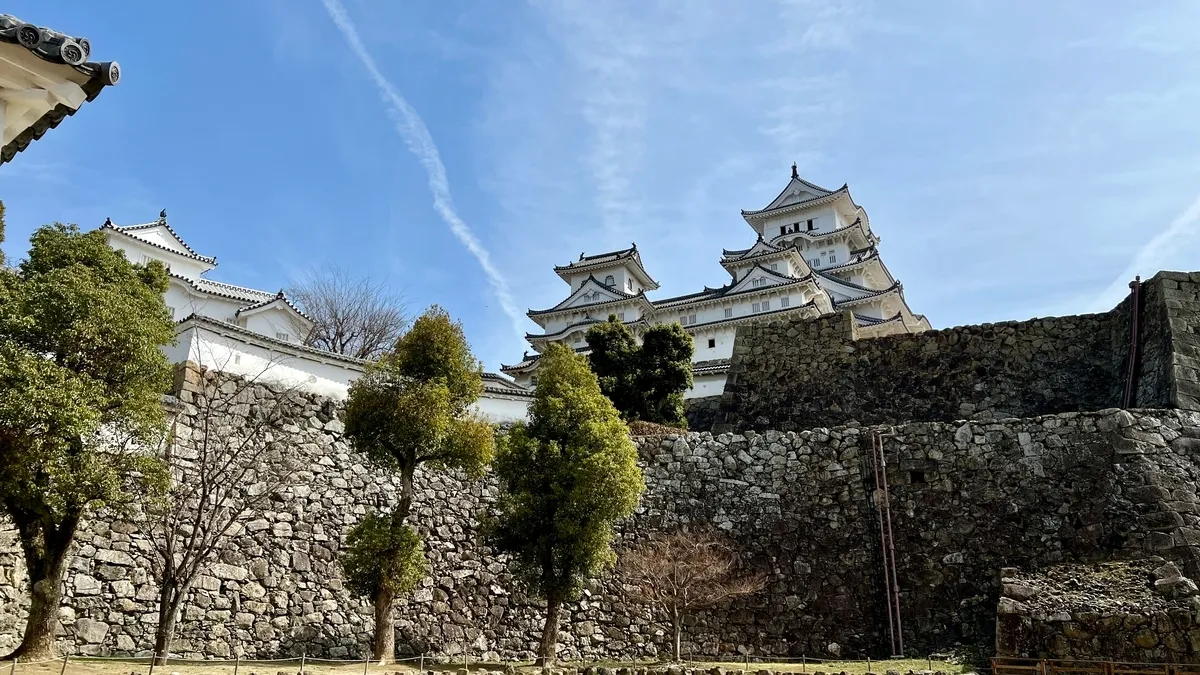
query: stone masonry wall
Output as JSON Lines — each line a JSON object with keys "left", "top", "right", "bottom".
{"left": 994, "top": 559, "right": 1200, "bottom": 661}
{"left": 5, "top": 391, "right": 1200, "bottom": 661}
{"left": 712, "top": 271, "right": 1200, "bottom": 434}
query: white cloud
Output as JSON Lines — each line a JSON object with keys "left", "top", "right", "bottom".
{"left": 319, "top": 0, "right": 525, "bottom": 338}
{"left": 1091, "top": 192, "right": 1200, "bottom": 312}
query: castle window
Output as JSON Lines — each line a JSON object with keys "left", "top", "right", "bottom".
{"left": 828, "top": 253, "right": 837, "bottom": 263}
{"left": 807, "top": 219, "right": 814, "bottom": 231}
{"left": 770, "top": 263, "right": 778, "bottom": 271}
{"left": 627, "top": 278, "right": 633, "bottom": 291}
{"left": 809, "top": 258, "right": 820, "bottom": 268}
{"left": 275, "top": 332, "right": 290, "bottom": 342}
{"left": 604, "top": 275, "right": 615, "bottom": 287}
{"left": 167, "top": 306, "right": 176, "bottom": 320}
{"left": 780, "top": 226, "right": 786, "bottom": 236}
{"left": 909, "top": 470, "right": 926, "bottom": 484}
{"left": 763, "top": 300, "right": 770, "bottom": 311}
{"left": 573, "top": 334, "right": 582, "bottom": 343}
{"left": 781, "top": 296, "right": 790, "bottom": 308}
{"left": 724, "top": 308, "right": 733, "bottom": 318}
{"left": 689, "top": 314, "right": 697, "bottom": 325}
{"left": 707, "top": 338, "right": 716, "bottom": 349}
{"left": 752, "top": 302, "right": 761, "bottom": 312}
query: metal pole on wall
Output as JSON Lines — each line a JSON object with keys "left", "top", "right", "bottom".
{"left": 300, "top": 650, "right": 306, "bottom": 675}
{"left": 234, "top": 655, "right": 240, "bottom": 675}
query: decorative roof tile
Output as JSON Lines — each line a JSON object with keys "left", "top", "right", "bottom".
{"left": 103, "top": 215, "right": 217, "bottom": 265}
{"left": 0, "top": 14, "right": 121, "bottom": 166}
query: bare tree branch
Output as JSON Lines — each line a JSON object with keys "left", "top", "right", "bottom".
{"left": 620, "top": 530, "right": 766, "bottom": 662}
{"left": 286, "top": 264, "right": 408, "bottom": 360}
{"left": 145, "top": 349, "right": 303, "bottom": 663}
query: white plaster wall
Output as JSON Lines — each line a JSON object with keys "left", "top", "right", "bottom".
{"left": 692, "top": 327, "right": 736, "bottom": 361}
{"left": 473, "top": 395, "right": 530, "bottom": 423}
{"left": 242, "top": 309, "right": 306, "bottom": 343}
{"left": 687, "top": 373, "right": 728, "bottom": 399}
{"left": 105, "top": 235, "right": 211, "bottom": 280}
{"left": 170, "top": 327, "right": 361, "bottom": 400}
{"left": 165, "top": 280, "right": 246, "bottom": 323}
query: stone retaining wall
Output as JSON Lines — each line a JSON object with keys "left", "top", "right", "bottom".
{"left": 5, "top": 388, "right": 1200, "bottom": 661}
{"left": 712, "top": 271, "right": 1200, "bottom": 433}
{"left": 994, "top": 559, "right": 1200, "bottom": 661}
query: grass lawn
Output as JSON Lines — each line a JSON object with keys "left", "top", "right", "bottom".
{"left": 0, "top": 657, "right": 970, "bottom": 675}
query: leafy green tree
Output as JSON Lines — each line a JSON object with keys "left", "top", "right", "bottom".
{"left": 486, "top": 343, "right": 645, "bottom": 665}
{"left": 340, "top": 512, "right": 427, "bottom": 663}
{"left": 586, "top": 317, "right": 694, "bottom": 426}
{"left": 341, "top": 305, "right": 494, "bottom": 663}
{"left": 0, "top": 224, "right": 175, "bottom": 660}
{"left": 0, "top": 200, "right": 7, "bottom": 266}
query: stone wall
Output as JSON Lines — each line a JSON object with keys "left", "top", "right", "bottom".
{"left": 712, "top": 271, "right": 1200, "bottom": 434}
{"left": 994, "top": 559, "right": 1200, "bottom": 661}
{"left": 684, "top": 396, "right": 722, "bottom": 432}
{"left": 5, "top": 386, "right": 1200, "bottom": 661}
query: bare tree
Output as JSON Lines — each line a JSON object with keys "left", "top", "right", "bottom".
{"left": 286, "top": 265, "right": 408, "bottom": 360}
{"left": 620, "top": 530, "right": 766, "bottom": 662}
{"left": 146, "top": 353, "right": 301, "bottom": 664}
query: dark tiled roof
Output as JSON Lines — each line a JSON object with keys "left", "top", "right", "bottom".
{"left": 103, "top": 216, "right": 217, "bottom": 265}
{"left": 170, "top": 273, "right": 274, "bottom": 305}
{"left": 831, "top": 281, "right": 902, "bottom": 308}
{"left": 553, "top": 243, "right": 660, "bottom": 289}
{"left": 742, "top": 185, "right": 849, "bottom": 218}
{"left": 0, "top": 14, "right": 121, "bottom": 166}
{"left": 527, "top": 275, "right": 647, "bottom": 317}
{"left": 235, "top": 290, "right": 312, "bottom": 322}
{"left": 481, "top": 372, "right": 533, "bottom": 398}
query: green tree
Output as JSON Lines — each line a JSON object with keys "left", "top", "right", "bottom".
{"left": 341, "top": 305, "right": 494, "bottom": 663}
{"left": 586, "top": 317, "right": 694, "bottom": 426}
{"left": 340, "top": 512, "right": 427, "bottom": 663}
{"left": 0, "top": 224, "right": 175, "bottom": 660}
{"left": 0, "top": 200, "right": 7, "bottom": 266}
{"left": 486, "top": 343, "right": 645, "bottom": 665}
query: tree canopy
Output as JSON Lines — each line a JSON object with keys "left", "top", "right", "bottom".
{"left": 286, "top": 264, "right": 408, "bottom": 360}
{"left": 0, "top": 223, "right": 175, "bottom": 659}
{"left": 585, "top": 317, "right": 694, "bottom": 426}
{"left": 486, "top": 342, "right": 644, "bottom": 663}
{"left": 340, "top": 304, "right": 493, "bottom": 663}
{"left": 340, "top": 512, "right": 427, "bottom": 600}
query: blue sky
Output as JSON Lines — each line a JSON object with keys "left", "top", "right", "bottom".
{"left": 3, "top": 1, "right": 1199, "bottom": 370}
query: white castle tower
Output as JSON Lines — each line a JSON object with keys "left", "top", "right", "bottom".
{"left": 502, "top": 165, "right": 930, "bottom": 398}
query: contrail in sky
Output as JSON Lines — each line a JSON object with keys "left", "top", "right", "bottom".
{"left": 320, "top": 0, "right": 525, "bottom": 338}
{"left": 1092, "top": 191, "right": 1200, "bottom": 312}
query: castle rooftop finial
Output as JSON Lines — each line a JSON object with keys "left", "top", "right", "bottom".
{"left": 791, "top": 162, "right": 798, "bottom": 179}
{"left": 103, "top": 216, "right": 111, "bottom": 226}
{"left": 159, "top": 209, "right": 167, "bottom": 221}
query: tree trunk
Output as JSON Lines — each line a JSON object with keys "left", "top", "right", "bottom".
{"left": 373, "top": 585, "right": 395, "bottom": 665}
{"left": 153, "top": 579, "right": 188, "bottom": 665}
{"left": 671, "top": 605, "right": 682, "bottom": 662}
{"left": 5, "top": 513, "right": 80, "bottom": 661}
{"left": 396, "top": 462, "right": 415, "bottom": 524}
{"left": 537, "top": 597, "right": 562, "bottom": 666}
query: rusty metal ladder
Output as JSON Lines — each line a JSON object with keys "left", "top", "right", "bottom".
{"left": 870, "top": 429, "right": 903, "bottom": 657}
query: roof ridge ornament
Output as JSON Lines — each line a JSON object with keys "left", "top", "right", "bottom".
{"left": 158, "top": 209, "right": 167, "bottom": 222}
{"left": 791, "top": 162, "right": 798, "bottom": 179}
{"left": 103, "top": 216, "right": 111, "bottom": 226}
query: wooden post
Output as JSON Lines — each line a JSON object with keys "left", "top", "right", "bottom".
{"left": 866, "top": 657, "right": 870, "bottom": 675}
{"left": 9, "top": 656, "right": 16, "bottom": 675}
{"left": 927, "top": 657, "right": 932, "bottom": 672}
{"left": 300, "top": 651, "right": 306, "bottom": 675}
{"left": 419, "top": 654, "right": 425, "bottom": 674}
{"left": 364, "top": 654, "right": 370, "bottom": 675}
{"left": 147, "top": 652, "right": 156, "bottom": 675}
{"left": 803, "top": 655, "right": 807, "bottom": 673}
{"left": 59, "top": 654, "right": 69, "bottom": 675}
{"left": 234, "top": 655, "right": 241, "bottom": 675}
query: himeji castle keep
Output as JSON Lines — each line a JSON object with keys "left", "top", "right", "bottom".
{"left": 95, "top": 164, "right": 928, "bottom": 422}
{"left": 502, "top": 164, "right": 930, "bottom": 398}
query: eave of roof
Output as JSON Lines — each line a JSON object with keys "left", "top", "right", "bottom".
{"left": 170, "top": 273, "right": 274, "bottom": 305}
{"left": 0, "top": 14, "right": 121, "bottom": 166}
{"left": 553, "top": 244, "right": 660, "bottom": 289}
{"left": 103, "top": 218, "right": 217, "bottom": 265}
{"left": 235, "top": 290, "right": 312, "bottom": 323}
{"left": 741, "top": 185, "right": 849, "bottom": 219}
{"left": 830, "top": 282, "right": 902, "bottom": 308}
{"left": 767, "top": 216, "right": 874, "bottom": 248}
{"left": 177, "top": 313, "right": 368, "bottom": 368}
{"left": 527, "top": 275, "right": 647, "bottom": 317}
{"left": 527, "top": 316, "right": 648, "bottom": 342}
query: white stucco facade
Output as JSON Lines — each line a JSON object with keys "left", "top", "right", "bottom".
{"left": 101, "top": 214, "right": 533, "bottom": 422}
{"left": 502, "top": 166, "right": 931, "bottom": 399}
